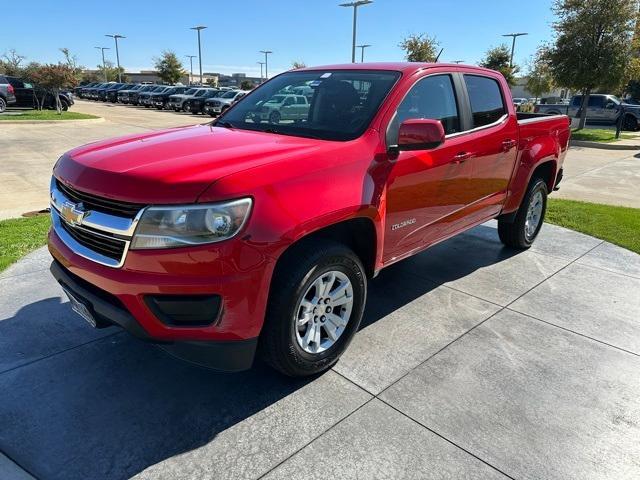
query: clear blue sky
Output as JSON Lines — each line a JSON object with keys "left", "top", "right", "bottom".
{"left": 2, "top": 0, "right": 556, "bottom": 77}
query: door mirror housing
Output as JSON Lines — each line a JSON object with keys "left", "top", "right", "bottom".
{"left": 396, "top": 119, "right": 446, "bottom": 151}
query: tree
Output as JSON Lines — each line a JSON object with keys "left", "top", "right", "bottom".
{"left": 291, "top": 60, "right": 306, "bottom": 69}
{"left": 479, "top": 44, "right": 519, "bottom": 86}
{"left": 154, "top": 51, "right": 186, "bottom": 84}
{"left": 28, "top": 64, "right": 79, "bottom": 113}
{"left": 526, "top": 45, "right": 555, "bottom": 101}
{"left": 399, "top": 34, "right": 440, "bottom": 62}
{"left": 240, "top": 80, "right": 255, "bottom": 90}
{"left": 548, "top": 0, "right": 637, "bottom": 129}
{"left": 98, "top": 60, "right": 126, "bottom": 82}
{"left": 0, "top": 49, "right": 26, "bottom": 75}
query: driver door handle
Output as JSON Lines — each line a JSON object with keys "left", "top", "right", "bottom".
{"left": 452, "top": 152, "right": 472, "bottom": 164}
{"left": 502, "top": 139, "right": 517, "bottom": 151}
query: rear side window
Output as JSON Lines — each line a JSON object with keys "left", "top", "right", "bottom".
{"left": 464, "top": 75, "right": 506, "bottom": 128}
{"left": 588, "top": 96, "right": 604, "bottom": 108}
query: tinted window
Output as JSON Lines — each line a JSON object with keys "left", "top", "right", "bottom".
{"left": 571, "top": 96, "right": 582, "bottom": 107}
{"left": 387, "top": 74, "right": 460, "bottom": 145}
{"left": 464, "top": 75, "right": 506, "bottom": 128}
{"left": 588, "top": 96, "right": 604, "bottom": 108}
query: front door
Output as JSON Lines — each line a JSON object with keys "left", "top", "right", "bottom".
{"left": 383, "top": 73, "right": 477, "bottom": 263}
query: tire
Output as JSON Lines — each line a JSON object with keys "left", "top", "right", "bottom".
{"left": 623, "top": 114, "right": 638, "bottom": 131}
{"left": 183, "top": 103, "right": 191, "bottom": 112}
{"left": 61, "top": 102, "right": 69, "bottom": 111}
{"left": 0, "top": 97, "right": 6, "bottom": 113}
{"left": 269, "top": 111, "right": 281, "bottom": 124}
{"left": 260, "top": 240, "right": 367, "bottom": 377}
{"left": 498, "top": 177, "right": 548, "bottom": 249}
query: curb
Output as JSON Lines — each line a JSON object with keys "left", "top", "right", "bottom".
{"left": 0, "top": 117, "right": 104, "bottom": 125}
{"left": 570, "top": 139, "right": 640, "bottom": 150}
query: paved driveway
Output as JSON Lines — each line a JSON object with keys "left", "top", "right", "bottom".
{"left": 1, "top": 221, "right": 639, "bottom": 479}
{"left": 1, "top": 100, "right": 640, "bottom": 219}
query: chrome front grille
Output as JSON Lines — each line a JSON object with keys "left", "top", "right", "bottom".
{"left": 50, "top": 178, "right": 145, "bottom": 268}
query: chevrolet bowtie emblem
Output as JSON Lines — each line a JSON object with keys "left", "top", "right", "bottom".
{"left": 60, "top": 201, "right": 86, "bottom": 226}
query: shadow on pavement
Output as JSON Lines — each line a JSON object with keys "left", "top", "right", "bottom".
{"left": 0, "top": 225, "right": 519, "bottom": 479}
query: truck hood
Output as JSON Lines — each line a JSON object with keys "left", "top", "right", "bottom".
{"left": 54, "top": 124, "right": 325, "bottom": 204}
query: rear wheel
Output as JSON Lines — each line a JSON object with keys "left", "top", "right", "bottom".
{"left": 260, "top": 240, "right": 367, "bottom": 377}
{"left": 498, "top": 177, "right": 548, "bottom": 249}
{"left": 0, "top": 97, "right": 6, "bottom": 113}
{"left": 269, "top": 111, "right": 281, "bottom": 124}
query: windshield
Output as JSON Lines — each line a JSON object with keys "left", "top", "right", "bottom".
{"left": 221, "top": 90, "right": 239, "bottom": 98}
{"left": 218, "top": 70, "right": 401, "bottom": 141}
{"left": 194, "top": 90, "right": 209, "bottom": 97}
{"left": 184, "top": 88, "right": 196, "bottom": 95}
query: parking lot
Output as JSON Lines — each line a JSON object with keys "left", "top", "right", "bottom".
{"left": 1, "top": 219, "right": 639, "bottom": 479}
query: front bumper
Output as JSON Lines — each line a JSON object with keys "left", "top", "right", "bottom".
{"left": 50, "top": 259, "right": 258, "bottom": 371}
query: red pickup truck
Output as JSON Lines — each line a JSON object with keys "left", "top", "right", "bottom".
{"left": 48, "top": 63, "right": 570, "bottom": 376}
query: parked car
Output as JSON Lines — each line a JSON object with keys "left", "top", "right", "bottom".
{"left": 183, "top": 89, "right": 222, "bottom": 114}
{"left": 535, "top": 93, "right": 640, "bottom": 130}
{"left": 166, "top": 87, "right": 212, "bottom": 111}
{"left": 130, "top": 85, "right": 166, "bottom": 106}
{"left": 97, "top": 83, "right": 125, "bottom": 101}
{"left": 251, "top": 93, "right": 310, "bottom": 123}
{"left": 48, "top": 63, "right": 570, "bottom": 376}
{"left": 203, "top": 90, "right": 246, "bottom": 116}
{"left": 138, "top": 86, "right": 172, "bottom": 107}
{"left": 150, "top": 86, "right": 190, "bottom": 109}
{"left": 117, "top": 84, "right": 146, "bottom": 104}
{"left": 106, "top": 83, "right": 136, "bottom": 103}
{"left": 3, "top": 76, "right": 74, "bottom": 110}
{"left": 78, "top": 82, "right": 108, "bottom": 99}
{"left": 0, "top": 74, "right": 17, "bottom": 112}
{"left": 74, "top": 82, "right": 99, "bottom": 97}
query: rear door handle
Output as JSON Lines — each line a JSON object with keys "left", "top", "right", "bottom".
{"left": 502, "top": 139, "right": 517, "bottom": 151}
{"left": 452, "top": 152, "right": 472, "bottom": 163}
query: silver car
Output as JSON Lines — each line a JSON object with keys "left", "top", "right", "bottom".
{"left": 166, "top": 88, "right": 213, "bottom": 111}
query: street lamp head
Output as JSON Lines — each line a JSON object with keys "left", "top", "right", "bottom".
{"left": 106, "top": 34, "right": 126, "bottom": 39}
{"left": 190, "top": 25, "right": 207, "bottom": 31}
{"left": 339, "top": 0, "right": 372, "bottom": 6}
{"left": 259, "top": 50, "right": 273, "bottom": 55}
{"left": 502, "top": 32, "right": 528, "bottom": 37}
{"left": 356, "top": 44, "right": 372, "bottom": 48}
{"left": 95, "top": 46, "right": 110, "bottom": 50}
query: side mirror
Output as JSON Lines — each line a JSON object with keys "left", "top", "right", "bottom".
{"left": 396, "top": 118, "right": 445, "bottom": 151}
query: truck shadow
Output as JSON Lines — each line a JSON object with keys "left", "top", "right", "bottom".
{"left": 0, "top": 224, "right": 519, "bottom": 479}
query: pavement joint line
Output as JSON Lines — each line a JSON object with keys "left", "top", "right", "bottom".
{"left": 563, "top": 151, "right": 639, "bottom": 180}
{"left": 377, "top": 398, "right": 517, "bottom": 480}
{"left": 374, "top": 240, "right": 605, "bottom": 400}
{"left": 0, "top": 331, "right": 123, "bottom": 377}
{"left": 505, "top": 307, "right": 640, "bottom": 357}
{"left": 256, "top": 396, "right": 376, "bottom": 479}
{"left": 0, "top": 266, "right": 50, "bottom": 281}
{"left": 571, "top": 258, "right": 640, "bottom": 281}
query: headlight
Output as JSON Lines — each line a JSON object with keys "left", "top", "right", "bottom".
{"left": 130, "top": 198, "right": 252, "bottom": 249}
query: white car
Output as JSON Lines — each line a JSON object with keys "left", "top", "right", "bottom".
{"left": 254, "top": 94, "right": 310, "bottom": 123}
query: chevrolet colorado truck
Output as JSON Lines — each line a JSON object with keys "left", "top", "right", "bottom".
{"left": 48, "top": 63, "right": 570, "bottom": 377}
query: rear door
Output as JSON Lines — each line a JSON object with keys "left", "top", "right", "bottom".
{"left": 8, "top": 78, "right": 34, "bottom": 107}
{"left": 456, "top": 73, "right": 519, "bottom": 226}
{"left": 587, "top": 95, "right": 605, "bottom": 121}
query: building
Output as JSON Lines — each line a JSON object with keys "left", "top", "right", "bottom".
{"left": 510, "top": 76, "right": 572, "bottom": 101}
{"left": 212, "top": 72, "right": 263, "bottom": 88}
{"left": 82, "top": 69, "right": 218, "bottom": 86}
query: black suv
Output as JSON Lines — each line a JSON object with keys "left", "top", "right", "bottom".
{"left": 2, "top": 76, "right": 74, "bottom": 110}
{"left": 149, "top": 86, "right": 190, "bottom": 109}
{"left": 0, "top": 75, "right": 17, "bottom": 112}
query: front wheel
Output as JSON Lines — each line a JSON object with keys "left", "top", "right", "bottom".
{"left": 498, "top": 177, "right": 548, "bottom": 249}
{"left": 0, "top": 97, "right": 6, "bottom": 113}
{"left": 260, "top": 240, "right": 367, "bottom": 377}
{"left": 623, "top": 114, "right": 638, "bottom": 131}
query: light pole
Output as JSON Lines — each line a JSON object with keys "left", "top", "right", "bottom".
{"left": 259, "top": 50, "right": 272, "bottom": 80}
{"left": 185, "top": 55, "right": 196, "bottom": 85}
{"left": 451, "top": 60, "right": 465, "bottom": 64}
{"left": 502, "top": 32, "right": 528, "bottom": 67}
{"left": 190, "top": 26, "right": 207, "bottom": 84}
{"left": 105, "top": 34, "right": 125, "bottom": 82}
{"left": 356, "top": 44, "right": 371, "bottom": 62}
{"left": 95, "top": 46, "right": 110, "bottom": 81}
{"left": 257, "top": 61, "right": 265, "bottom": 83}
{"left": 339, "top": 1, "right": 372, "bottom": 63}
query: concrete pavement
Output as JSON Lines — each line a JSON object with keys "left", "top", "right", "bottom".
{"left": 1, "top": 221, "right": 639, "bottom": 479}
{"left": 1, "top": 100, "right": 639, "bottom": 219}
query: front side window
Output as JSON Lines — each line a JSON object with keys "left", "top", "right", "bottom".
{"left": 387, "top": 74, "right": 460, "bottom": 146}
{"left": 219, "top": 69, "right": 401, "bottom": 141}
{"left": 588, "top": 96, "right": 604, "bottom": 108}
{"left": 464, "top": 75, "right": 506, "bottom": 128}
